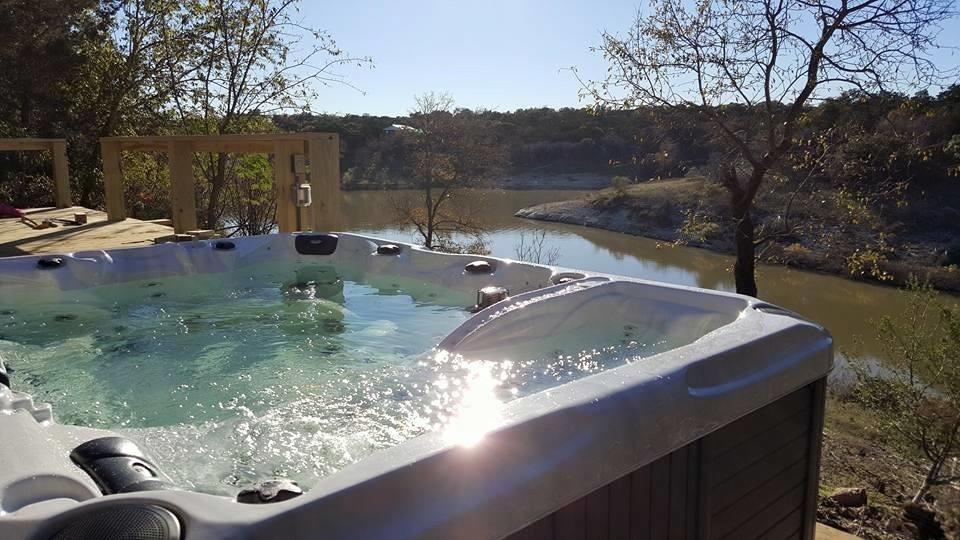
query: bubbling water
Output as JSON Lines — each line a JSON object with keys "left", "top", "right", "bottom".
{"left": 0, "top": 262, "right": 678, "bottom": 495}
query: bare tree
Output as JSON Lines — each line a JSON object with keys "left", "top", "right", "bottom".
{"left": 582, "top": 0, "right": 954, "bottom": 296}
{"left": 515, "top": 230, "right": 561, "bottom": 265}
{"left": 393, "top": 93, "right": 507, "bottom": 251}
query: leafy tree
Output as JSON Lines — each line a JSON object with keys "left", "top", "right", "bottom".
{"left": 582, "top": 0, "right": 954, "bottom": 296}
{"left": 0, "top": 0, "right": 105, "bottom": 134}
{"left": 222, "top": 153, "right": 276, "bottom": 235}
{"left": 0, "top": 0, "right": 110, "bottom": 207}
{"left": 392, "top": 93, "right": 507, "bottom": 251}
{"left": 0, "top": 0, "right": 371, "bottom": 227}
{"left": 853, "top": 279, "right": 960, "bottom": 503}
{"left": 70, "top": 0, "right": 196, "bottom": 205}
{"left": 82, "top": 0, "right": 192, "bottom": 137}
{"left": 162, "top": 0, "right": 370, "bottom": 229}
{"left": 121, "top": 151, "right": 171, "bottom": 219}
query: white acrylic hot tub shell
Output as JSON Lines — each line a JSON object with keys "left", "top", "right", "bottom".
{"left": 0, "top": 233, "right": 833, "bottom": 539}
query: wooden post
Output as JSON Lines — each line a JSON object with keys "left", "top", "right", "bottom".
{"left": 297, "top": 140, "right": 314, "bottom": 230}
{"left": 307, "top": 134, "right": 342, "bottom": 232}
{"left": 51, "top": 140, "right": 71, "bottom": 208}
{"left": 167, "top": 141, "right": 198, "bottom": 233}
{"left": 100, "top": 141, "right": 126, "bottom": 221}
{"left": 272, "top": 140, "right": 299, "bottom": 233}
{"left": 96, "top": 133, "right": 336, "bottom": 231}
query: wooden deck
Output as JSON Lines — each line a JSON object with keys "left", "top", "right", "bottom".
{"left": 0, "top": 206, "right": 173, "bottom": 257}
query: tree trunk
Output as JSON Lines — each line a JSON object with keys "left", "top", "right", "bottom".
{"left": 913, "top": 457, "right": 942, "bottom": 504}
{"left": 424, "top": 183, "right": 434, "bottom": 249}
{"left": 80, "top": 141, "right": 98, "bottom": 207}
{"left": 733, "top": 204, "right": 758, "bottom": 297}
{"left": 914, "top": 419, "right": 960, "bottom": 503}
{"left": 204, "top": 153, "right": 228, "bottom": 229}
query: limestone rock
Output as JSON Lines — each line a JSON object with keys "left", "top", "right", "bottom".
{"left": 828, "top": 487, "right": 868, "bottom": 508}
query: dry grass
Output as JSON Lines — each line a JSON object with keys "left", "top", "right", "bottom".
{"left": 591, "top": 176, "right": 720, "bottom": 207}
{"left": 582, "top": 176, "right": 960, "bottom": 292}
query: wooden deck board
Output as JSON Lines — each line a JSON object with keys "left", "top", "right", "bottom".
{"left": 816, "top": 523, "right": 861, "bottom": 539}
{"left": 0, "top": 206, "right": 173, "bottom": 257}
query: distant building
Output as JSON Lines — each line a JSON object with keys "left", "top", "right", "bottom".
{"left": 383, "top": 124, "right": 420, "bottom": 135}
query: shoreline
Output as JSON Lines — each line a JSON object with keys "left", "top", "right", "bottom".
{"left": 342, "top": 172, "right": 611, "bottom": 192}
{"left": 515, "top": 194, "right": 960, "bottom": 294}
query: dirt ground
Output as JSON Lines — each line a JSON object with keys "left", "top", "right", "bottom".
{"left": 819, "top": 396, "right": 960, "bottom": 539}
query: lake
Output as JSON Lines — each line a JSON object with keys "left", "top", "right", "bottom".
{"left": 336, "top": 188, "right": 948, "bottom": 378}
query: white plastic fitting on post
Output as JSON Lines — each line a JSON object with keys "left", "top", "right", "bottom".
{"left": 295, "top": 183, "right": 312, "bottom": 207}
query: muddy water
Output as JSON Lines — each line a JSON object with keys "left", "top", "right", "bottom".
{"left": 337, "top": 189, "right": 951, "bottom": 371}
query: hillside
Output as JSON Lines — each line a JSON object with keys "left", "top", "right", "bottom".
{"left": 516, "top": 177, "right": 960, "bottom": 292}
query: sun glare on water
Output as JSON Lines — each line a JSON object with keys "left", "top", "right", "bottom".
{"left": 432, "top": 351, "right": 508, "bottom": 448}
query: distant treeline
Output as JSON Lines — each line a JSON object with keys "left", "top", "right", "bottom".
{"left": 274, "top": 88, "right": 960, "bottom": 191}
{"left": 3, "top": 88, "right": 958, "bottom": 215}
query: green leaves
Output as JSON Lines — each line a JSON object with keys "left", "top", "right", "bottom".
{"left": 852, "top": 278, "right": 960, "bottom": 500}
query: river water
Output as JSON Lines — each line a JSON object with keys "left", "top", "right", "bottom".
{"left": 336, "top": 188, "right": 947, "bottom": 373}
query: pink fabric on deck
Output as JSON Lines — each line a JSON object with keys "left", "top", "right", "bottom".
{"left": 0, "top": 203, "right": 25, "bottom": 219}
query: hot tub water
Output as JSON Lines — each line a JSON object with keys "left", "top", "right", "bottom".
{"left": 0, "top": 261, "right": 682, "bottom": 495}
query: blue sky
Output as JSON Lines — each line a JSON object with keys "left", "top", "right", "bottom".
{"left": 306, "top": 0, "right": 960, "bottom": 116}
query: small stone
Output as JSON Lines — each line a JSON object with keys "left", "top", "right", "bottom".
{"left": 839, "top": 507, "right": 857, "bottom": 519}
{"left": 884, "top": 517, "right": 904, "bottom": 532}
{"left": 237, "top": 479, "right": 303, "bottom": 504}
{"left": 828, "top": 487, "right": 868, "bottom": 508}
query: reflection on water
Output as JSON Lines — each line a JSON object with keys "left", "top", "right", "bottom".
{"left": 340, "top": 189, "right": 956, "bottom": 366}
{"left": 431, "top": 352, "right": 508, "bottom": 447}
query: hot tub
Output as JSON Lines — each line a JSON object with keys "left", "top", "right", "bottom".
{"left": 0, "top": 233, "right": 832, "bottom": 539}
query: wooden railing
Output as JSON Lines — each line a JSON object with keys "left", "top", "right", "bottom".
{"left": 0, "top": 138, "right": 71, "bottom": 208}
{"left": 99, "top": 133, "right": 342, "bottom": 233}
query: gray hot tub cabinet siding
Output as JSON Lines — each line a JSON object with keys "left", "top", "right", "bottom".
{"left": 505, "top": 379, "right": 826, "bottom": 540}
